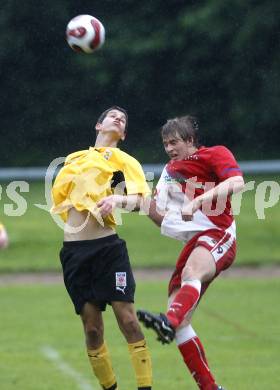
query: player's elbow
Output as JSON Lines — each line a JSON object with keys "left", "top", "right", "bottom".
{"left": 148, "top": 213, "right": 163, "bottom": 227}
{"left": 231, "top": 176, "right": 245, "bottom": 193}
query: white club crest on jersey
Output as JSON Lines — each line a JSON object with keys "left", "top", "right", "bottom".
{"left": 116, "top": 272, "right": 127, "bottom": 294}
{"left": 103, "top": 149, "right": 113, "bottom": 160}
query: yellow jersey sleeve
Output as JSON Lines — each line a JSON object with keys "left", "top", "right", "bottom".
{"left": 119, "top": 151, "right": 151, "bottom": 196}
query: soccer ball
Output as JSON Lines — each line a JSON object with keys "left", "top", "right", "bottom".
{"left": 66, "top": 14, "right": 105, "bottom": 54}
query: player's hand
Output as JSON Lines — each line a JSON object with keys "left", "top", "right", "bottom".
{"left": 181, "top": 203, "right": 194, "bottom": 221}
{"left": 182, "top": 197, "right": 202, "bottom": 221}
{"left": 97, "top": 195, "right": 121, "bottom": 217}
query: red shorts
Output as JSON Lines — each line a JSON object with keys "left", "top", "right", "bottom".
{"left": 168, "top": 229, "right": 236, "bottom": 296}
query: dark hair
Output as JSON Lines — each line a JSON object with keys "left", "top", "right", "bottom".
{"left": 97, "top": 106, "right": 128, "bottom": 131}
{"left": 161, "top": 115, "right": 200, "bottom": 147}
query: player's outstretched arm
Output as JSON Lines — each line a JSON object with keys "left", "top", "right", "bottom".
{"left": 182, "top": 175, "right": 245, "bottom": 220}
{"left": 97, "top": 194, "right": 143, "bottom": 217}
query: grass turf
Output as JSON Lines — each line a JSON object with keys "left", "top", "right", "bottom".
{"left": 0, "top": 278, "right": 279, "bottom": 389}
{"left": 0, "top": 175, "right": 279, "bottom": 272}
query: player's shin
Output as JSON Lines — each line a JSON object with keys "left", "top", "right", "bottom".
{"left": 87, "top": 342, "right": 117, "bottom": 389}
{"left": 176, "top": 325, "right": 217, "bottom": 390}
{"left": 128, "top": 339, "right": 152, "bottom": 390}
{"left": 167, "top": 279, "right": 201, "bottom": 328}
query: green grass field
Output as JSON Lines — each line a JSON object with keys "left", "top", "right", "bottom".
{"left": 0, "top": 279, "right": 279, "bottom": 389}
{"left": 0, "top": 175, "right": 279, "bottom": 389}
{"left": 0, "top": 176, "right": 279, "bottom": 272}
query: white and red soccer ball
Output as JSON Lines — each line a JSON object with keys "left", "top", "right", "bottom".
{"left": 66, "top": 14, "right": 105, "bottom": 54}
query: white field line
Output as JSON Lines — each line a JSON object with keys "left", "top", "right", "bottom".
{"left": 41, "top": 345, "right": 95, "bottom": 390}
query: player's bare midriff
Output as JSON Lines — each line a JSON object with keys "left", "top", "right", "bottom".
{"left": 64, "top": 208, "right": 116, "bottom": 241}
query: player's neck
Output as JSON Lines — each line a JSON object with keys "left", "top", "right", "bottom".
{"left": 94, "top": 133, "right": 119, "bottom": 148}
{"left": 186, "top": 146, "right": 198, "bottom": 157}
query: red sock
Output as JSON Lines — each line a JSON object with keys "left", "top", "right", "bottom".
{"left": 167, "top": 282, "right": 200, "bottom": 328}
{"left": 178, "top": 336, "right": 217, "bottom": 390}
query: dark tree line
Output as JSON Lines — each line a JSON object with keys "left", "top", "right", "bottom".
{"left": 1, "top": 0, "right": 279, "bottom": 166}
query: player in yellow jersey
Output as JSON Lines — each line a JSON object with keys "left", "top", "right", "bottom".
{"left": 51, "top": 106, "right": 152, "bottom": 390}
{"left": 0, "top": 223, "right": 8, "bottom": 249}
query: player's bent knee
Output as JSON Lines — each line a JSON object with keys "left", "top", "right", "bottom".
{"left": 84, "top": 323, "right": 104, "bottom": 343}
{"left": 83, "top": 319, "right": 104, "bottom": 338}
{"left": 181, "top": 264, "right": 198, "bottom": 281}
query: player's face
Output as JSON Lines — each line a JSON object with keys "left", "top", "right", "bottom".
{"left": 162, "top": 135, "right": 192, "bottom": 160}
{"left": 96, "top": 110, "right": 127, "bottom": 140}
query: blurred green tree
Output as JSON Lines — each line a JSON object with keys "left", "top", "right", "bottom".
{"left": 0, "top": 0, "right": 279, "bottom": 166}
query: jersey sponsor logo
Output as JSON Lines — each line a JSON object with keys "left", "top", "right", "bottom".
{"left": 116, "top": 272, "right": 127, "bottom": 294}
{"left": 163, "top": 173, "right": 176, "bottom": 183}
{"left": 163, "top": 174, "right": 205, "bottom": 189}
{"left": 186, "top": 155, "right": 199, "bottom": 160}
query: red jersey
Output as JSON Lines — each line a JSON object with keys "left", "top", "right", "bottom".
{"left": 155, "top": 146, "right": 242, "bottom": 241}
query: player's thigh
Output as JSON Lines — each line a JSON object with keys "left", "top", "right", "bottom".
{"left": 182, "top": 245, "right": 216, "bottom": 283}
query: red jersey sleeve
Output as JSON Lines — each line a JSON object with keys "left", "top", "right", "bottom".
{"left": 210, "top": 146, "right": 243, "bottom": 181}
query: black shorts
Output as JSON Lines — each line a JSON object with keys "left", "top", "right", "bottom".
{"left": 60, "top": 234, "right": 136, "bottom": 314}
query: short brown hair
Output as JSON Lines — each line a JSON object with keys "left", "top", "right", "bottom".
{"left": 97, "top": 106, "right": 128, "bottom": 131}
{"left": 161, "top": 115, "right": 200, "bottom": 147}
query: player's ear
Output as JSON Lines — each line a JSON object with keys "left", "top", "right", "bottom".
{"left": 186, "top": 136, "right": 194, "bottom": 146}
{"left": 95, "top": 122, "right": 102, "bottom": 132}
{"left": 120, "top": 131, "right": 126, "bottom": 141}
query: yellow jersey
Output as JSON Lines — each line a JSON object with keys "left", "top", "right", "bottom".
{"left": 51, "top": 147, "right": 150, "bottom": 227}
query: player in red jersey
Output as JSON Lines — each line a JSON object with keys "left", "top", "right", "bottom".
{"left": 137, "top": 115, "right": 245, "bottom": 390}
